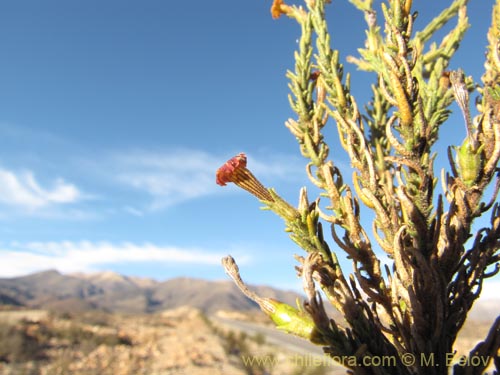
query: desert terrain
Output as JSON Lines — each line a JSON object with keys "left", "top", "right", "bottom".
{"left": 0, "top": 270, "right": 497, "bottom": 374}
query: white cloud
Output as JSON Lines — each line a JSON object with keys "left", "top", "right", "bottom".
{"left": 0, "top": 147, "right": 307, "bottom": 217}
{"left": 113, "top": 149, "right": 219, "bottom": 210}
{"left": 110, "top": 149, "right": 305, "bottom": 210}
{"left": 0, "top": 241, "right": 237, "bottom": 277}
{"left": 0, "top": 168, "right": 81, "bottom": 210}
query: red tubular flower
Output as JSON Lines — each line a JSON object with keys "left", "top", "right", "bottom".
{"left": 216, "top": 153, "right": 274, "bottom": 202}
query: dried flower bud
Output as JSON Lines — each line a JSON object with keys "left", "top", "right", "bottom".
{"left": 450, "top": 69, "right": 478, "bottom": 151}
{"left": 439, "top": 71, "right": 451, "bottom": 93}
{"left": 309, "top": 71, "right": 320, "bottom": 81}
{"left": 216, "top": 153, "right": 274, "bottom": 201}
{"left": 221, "top": 255, "right": 325, "bottom": 344}
{"left": 270, "top": 0, "right": 292, "bottom": 19}
{"left": 449, "top": 69, "right": 484, "bottom": 187}
{"left": 310, "top": 71, "right": 326, "bottom": 104}
{"left": 298, "top": 187, "right": 310, "bottom": 214}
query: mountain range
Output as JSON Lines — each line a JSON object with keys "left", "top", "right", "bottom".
{"left": 0, "top": 270, "right": 497, "bottom": 323}
{"left": 0, "top": 270, "right": 303, "bottom": 315}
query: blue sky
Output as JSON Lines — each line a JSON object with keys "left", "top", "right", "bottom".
{"left": 0, "top": 0, "right": 498, "bottom": 298}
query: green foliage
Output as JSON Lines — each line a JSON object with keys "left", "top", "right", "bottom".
{"left": 221, "top": 0, "right": 500, "bottom": 374}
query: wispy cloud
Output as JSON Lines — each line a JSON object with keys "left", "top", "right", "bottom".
{"left": 0, "top": 168, "right": 81, "bottom": 210}
{"left": 110, "top": 149, "right": 305, "bottom": 211}
{"left": 113, "top": 149, "right": 218, "bottom": 210}
{"left": 0, "top": 241, "right": 239, "bottom": 277}
{"left": 122, "top": 205, "right": 144, "bottom": 217}
{"left": 0, "top": 135, "right": 308, "bottom": 217}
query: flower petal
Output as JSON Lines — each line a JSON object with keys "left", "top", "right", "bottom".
{"left": 216, "top": 153, "right": 247, "bottom": 186}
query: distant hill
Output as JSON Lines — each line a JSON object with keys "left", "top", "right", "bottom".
{"left": 0, "top": 270, "right": 303, "bottom": 315}
{"left": 1, "top": 270, "right": 496, "bottom": 323}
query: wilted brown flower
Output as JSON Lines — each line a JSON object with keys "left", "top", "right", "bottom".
{"left": 216, "top": 153, "right": 274, "bottom": 201}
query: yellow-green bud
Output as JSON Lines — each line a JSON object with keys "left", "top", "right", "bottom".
{"left": 456, "top": 139, "right": 484, "bottom": 187}
{"left": 259, "top": 298, "right": 325, "bottom": 344}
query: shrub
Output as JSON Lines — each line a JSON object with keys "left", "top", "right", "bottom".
{"left": 219, "top": 1, "right": 500, "bottom": 374}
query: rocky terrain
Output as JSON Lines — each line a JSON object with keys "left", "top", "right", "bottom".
{"left": 0, "top": 307, "right": 339, "bottom": 375}
{"left": 0, "top": 270, "right": 340, "bottom": 374}
{"left": 0, "top": 270, "right": 497, "bottom": 374}
{"left": 0, "top": 306, "right": 496, "bottom": 375}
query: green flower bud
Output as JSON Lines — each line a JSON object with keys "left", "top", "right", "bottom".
{"left": 456, "top": 139, "right": 484, "bottom": 187}
{"left": 259, "top": 298, "right": 325, "bottom": 344}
